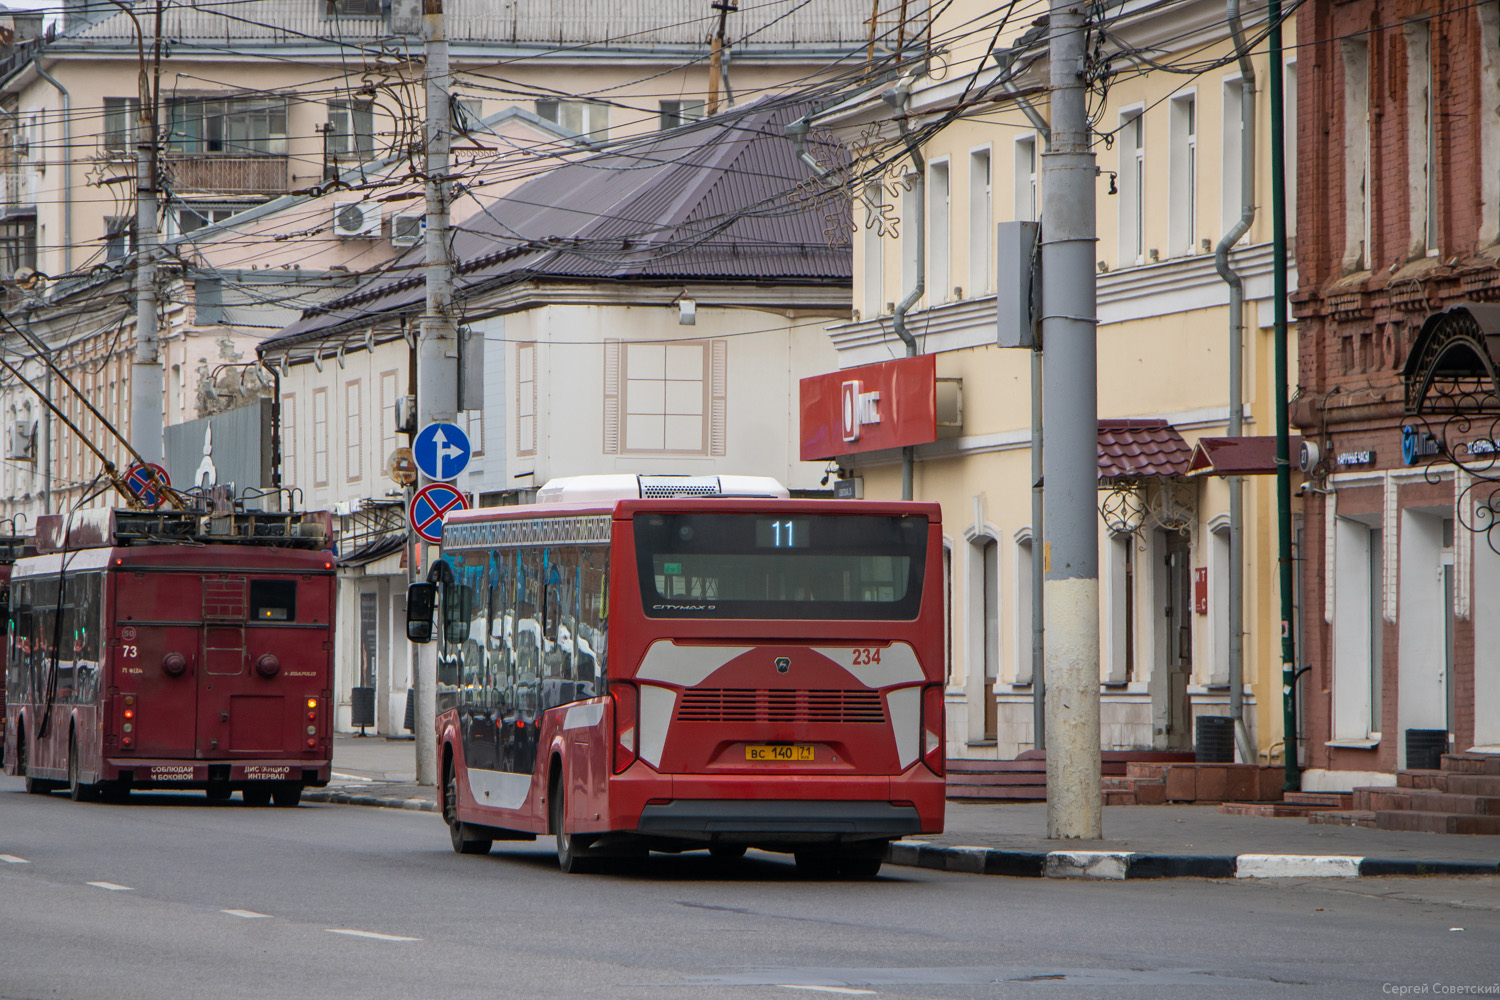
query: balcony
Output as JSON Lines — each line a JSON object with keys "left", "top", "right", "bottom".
{"left": 1, "top": 168, "right": 36, "bottom": 217}
{"left": 162, "top": 153, "right": 289, "bottom": 196}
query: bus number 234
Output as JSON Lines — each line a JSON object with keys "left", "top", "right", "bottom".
{"left": 852, "top": 647, "right": 881, "bottom": 666}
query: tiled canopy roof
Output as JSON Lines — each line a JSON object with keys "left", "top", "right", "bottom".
{"left": 1097, "top": 419, "right": 1193, "bottom": 481}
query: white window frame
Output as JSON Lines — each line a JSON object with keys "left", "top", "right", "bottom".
{"left": 312, "top": 387, "right": 328, "bottom": 487}
{"left": 929, "top": 158, "right": 950, "bottom": 303}
{"left": 1405, "top": 21, "right": 1437, "bottom": 257}
{"left": 1342, "top": 37, "right": 1371, "bottom": 273}
{"left": 1012, "top": 532, "right": 1034, "bottom": 685}
{"left": 1220, "top": 76, "right": 1245, "bottom": 243}
{"left": 1169, "top": 92, "right": 1197, "bottom": 256}
{"left": 1118, "top": 108, "right": 1145, "bottom": 265}
{"left": 901, "top": 169, "right": 919, "bottom": 307}
{"left": 1480, "top": 8, "right": 1500, "bottom": 246}
{"left": 861, "top": 183, "right": 883, "bottom": 318}
{"left": 968, "top": 147, "right": 992, "bottom": 295}
{"left": 1012, "top": 134, "right": 1037, "bottom": 223}
{"left": 1285, "top": 58, "right": 1299, "bottom": 239}
{"left": 344, "top": 378, "right": 362, "bottom": 484}
{"left": 1332, "top": 515, "right": 1381, "bottom": 742}
{"left": 1103, "top": 531, "right": 1132, "bottom": 684}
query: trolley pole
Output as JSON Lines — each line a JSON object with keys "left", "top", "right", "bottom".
{"left": 414, "top": 0, "right": 457, "bottom": 787}
{"left": 1041, "top": 1, "right": 1101, "bottom": 839}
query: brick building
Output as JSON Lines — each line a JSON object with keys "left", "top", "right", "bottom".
{"left": 1293, "top": 0, "right": 1500, "bottom": 789}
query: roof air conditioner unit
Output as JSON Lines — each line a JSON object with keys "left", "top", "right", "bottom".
{"left": 390, "top": 212, "right": 424, "bottom": 247}
{"left": 332, "top": 201, "right": 381, "bottom": 238}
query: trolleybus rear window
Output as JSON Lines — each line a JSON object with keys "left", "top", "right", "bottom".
{"left": 634, "top": 513, "right": 926, "bottom": 620}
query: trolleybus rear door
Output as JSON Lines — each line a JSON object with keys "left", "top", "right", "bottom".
{"left": 199, "top": 577, "right": 251, "bottom": 755}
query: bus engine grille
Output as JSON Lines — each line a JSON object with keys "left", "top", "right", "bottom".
{"left": 677, "top": 689, "right": 886, "bottom": 724}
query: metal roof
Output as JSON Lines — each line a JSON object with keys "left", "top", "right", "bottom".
{"left": 263, "top": 94, "right": 850, "bottom": 350}
{"left": 63, "top": 0, "right": 912, "bottom": 49}
{"left": 1097, "top": 419, "right": 1193, "bottom": 481}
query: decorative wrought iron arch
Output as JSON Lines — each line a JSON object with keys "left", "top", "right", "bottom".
{"left": 1403, "top": 303, "right": 1500, "bottom": 553}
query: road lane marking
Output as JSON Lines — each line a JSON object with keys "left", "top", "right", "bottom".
{"left": 87, "top": 882, "right": 133, "bottom": 891}
{"left": 0, "top": 855, "right": 28, "bottom": 864}
{"left": 222, "top": 910, "right": 271, "bottom": 919}
{"left": 329, "top": 772, "right": 374, "bottom": 782}
{"left": 327, "top": 928, "right": 420, "bottom": 942}
{"left": 780, "top": 988, "right": 876, "bottom": 996}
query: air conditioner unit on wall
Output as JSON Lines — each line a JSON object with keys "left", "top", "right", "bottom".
{"left": 390, "top": 212, "right": 424, "bottom": 247}
{"left": 6, "top": 419, "right": 35, "bottom": 462}
{"left": 332, "top": 201, "right": 382, "bottom": 238}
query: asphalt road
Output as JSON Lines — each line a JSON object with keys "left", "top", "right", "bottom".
{"left": 3, "top": 774, "right": 1498, "bottom": 1000}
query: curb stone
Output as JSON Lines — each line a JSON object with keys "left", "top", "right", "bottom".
{"left": 303, "top": 795, "right": 1500, "bottom": 878}
{"left": 884, "top": 841, "right": 1499, "bottom": 880}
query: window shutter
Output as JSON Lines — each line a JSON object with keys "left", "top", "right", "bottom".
{"left": 709, "top": 339, "right": 727, "bottom": 457}
{"left": 602, "top": 339, "right": 620, "bottom": 454}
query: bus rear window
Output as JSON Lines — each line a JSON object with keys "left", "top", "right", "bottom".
{"left": 250, "top": 580, "right": 297, "bottom": 621}
{"left": 633, "top": 513, "right": 927, "bottom": 620}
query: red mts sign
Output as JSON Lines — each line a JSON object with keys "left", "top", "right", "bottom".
{"left": 799, "top": 354, "right": 937, "bottom": 461}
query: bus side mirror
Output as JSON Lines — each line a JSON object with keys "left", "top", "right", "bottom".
{"left": 406, "top": 583, "right": 436, "bottom": 643}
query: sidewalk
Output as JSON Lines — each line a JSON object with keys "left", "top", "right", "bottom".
{"left": 313, "top": 734, "right": 1500, "bottom": 879}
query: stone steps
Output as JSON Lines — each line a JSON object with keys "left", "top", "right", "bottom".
{"left": 1306, "top": 809, "right": 1378, "bottom": 828}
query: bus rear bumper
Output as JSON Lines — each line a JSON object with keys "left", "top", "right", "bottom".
{"left": 636, "top": 798, "right": 922, "bottom": 838}
{"left": 102, "top": 758, "right": 331, "bottom": 788}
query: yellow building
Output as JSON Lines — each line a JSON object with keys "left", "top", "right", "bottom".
{"left": 805, "top": 0, "right": 1300, "bottom": 762}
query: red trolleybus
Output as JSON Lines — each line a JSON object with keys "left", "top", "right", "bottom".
{"left": 409, "top": 475, "right": 945, "bottom": 875}
{"left": 4, "top": 505, "right": 336, "bottom": 805}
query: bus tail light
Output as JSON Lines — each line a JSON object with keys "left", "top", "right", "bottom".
{"left": 921, "top": 684, "right": 945, "bottom": 776}
{"left": 121, "top": 694, "right": 137, "bottom": 750}
{"left": 612, "top": 683, "right": 637, "bottom": 774}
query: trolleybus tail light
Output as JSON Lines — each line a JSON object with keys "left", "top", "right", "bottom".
{"left": 121, "top": 694, "right": 137, "bottom": 749}
{"left": 306, "top": 697, "right": 318, "bottom": 722}
{"left": 612, "top": 683, "right": 638, "bottom": 774}
{"left": 921, "top": 684, "right": 945, "bottom": 776}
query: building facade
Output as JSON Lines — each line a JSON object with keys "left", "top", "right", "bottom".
{"left": 1293, "top": 0, "right": 1500, "bottom": 789}
{"left": 806, "top": 0, "right": 1301, "bottom": 763}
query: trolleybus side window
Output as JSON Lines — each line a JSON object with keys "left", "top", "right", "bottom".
{"left": 634, "top": 513, "right": 927, "bottom": 620}
{"left": 250, "top": 580, "right": 297, "bottom": 621}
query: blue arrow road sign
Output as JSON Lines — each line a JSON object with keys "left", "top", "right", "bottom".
{"left": 412, "top": 421, "right": 472, "bottom": 481}
{"left": 409, "top": 483, "right": 468, "bottom": 544}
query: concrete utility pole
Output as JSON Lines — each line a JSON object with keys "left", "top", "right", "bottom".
{"left": 1041, "top": 1, "right": 1101, "bottom": 839}
{"left": 706, "top": 1, "right": 737, "bottom": 115}
{"left": 129, "top": 3, "right": 164, "bottom": 465}
{"left": 414, "top": 0, "right": 458, "bottom": 787}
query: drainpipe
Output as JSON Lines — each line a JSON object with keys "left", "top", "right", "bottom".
{"left": 32, "top": 59, "right": 71, "bottom": 276}
{"left": 884, "top": 70, "right": 924, "bottom": 501}
{"left": 1213, "top": 0, "right": 1256, "bottom": 766}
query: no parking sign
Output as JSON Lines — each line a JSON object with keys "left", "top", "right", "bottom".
{"left": 408, "top": 483, "right": 468, "bottom": 544}
{"left": 123, "top": 463, "right": 171, "bottom": 508}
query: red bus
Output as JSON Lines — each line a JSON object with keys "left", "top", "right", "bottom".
{"left": 4, "top": 505, "right": 336, "bottom": 806}
{"left": 0, "top": 532, "right": 27, "bottom": 769}
{"left": 408, "top": 475, "right": 945, "bottom": 876}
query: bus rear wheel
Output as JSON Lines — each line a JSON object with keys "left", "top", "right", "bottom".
{"left": 271, "top": 783, "right": 302, "bottom": 807}
{"left": 68, "top": 732, "right": 97, "bottom": 802}
{"left": 550, "top": 782, "right": 594, "bottom": 874}
{"left": 445, "top": 762, "right": 492, "bottom": 855}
